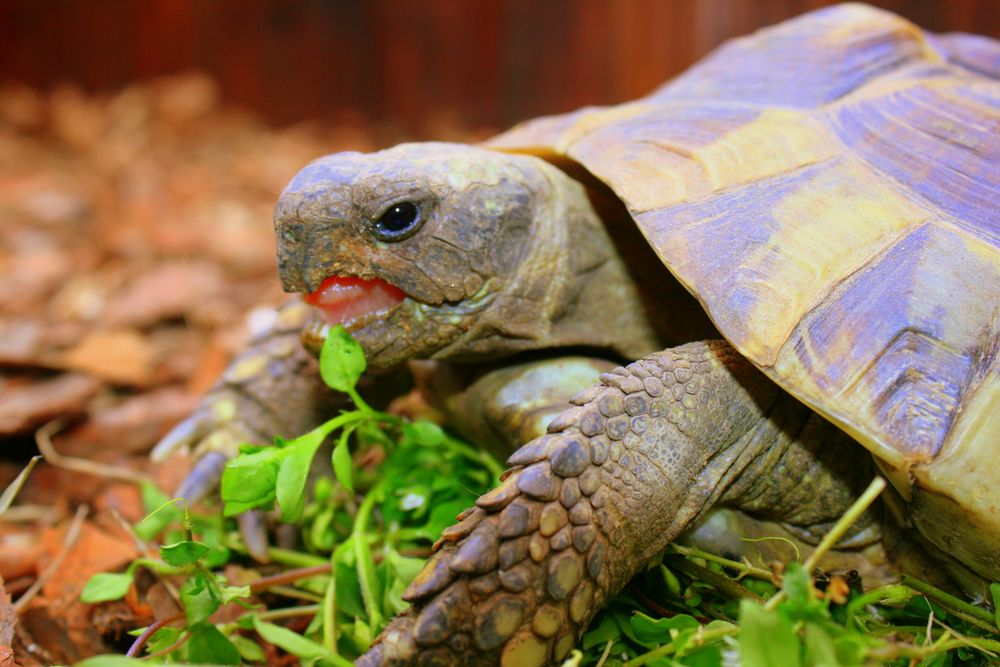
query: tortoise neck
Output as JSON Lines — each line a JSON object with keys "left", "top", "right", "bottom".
{"left": 429, "top": 153, "right": 660, "bottom": 363}
{"left": 521, "top": 159, "right": 661, "bottom": 359}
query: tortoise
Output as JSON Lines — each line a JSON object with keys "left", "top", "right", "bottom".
{"left": 153, "top": 4, "right": 1000, "bottom": 666}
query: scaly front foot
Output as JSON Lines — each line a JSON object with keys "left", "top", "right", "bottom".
{"left": 361, "top": 341, "right": 776, "bottom": 666}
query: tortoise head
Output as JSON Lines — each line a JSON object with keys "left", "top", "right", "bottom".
{"left": 274, "top": 143, "right": 656, "bottom": 368}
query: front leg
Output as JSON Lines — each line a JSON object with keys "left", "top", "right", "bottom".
{"left": 152, "top": 299, "right": 338, "bottom": 500}
{"left": 151, "top": 298, "right": 411, "bottom": 559}
{"left": 411, "top": 356, "right": 618, "bottom": 461}
{"left": 360, "top": 340, "right": 874, "bottom": 666}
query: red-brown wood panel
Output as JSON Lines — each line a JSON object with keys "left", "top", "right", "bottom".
{"left": 1, "top": 0, "right": 997, "bottom": 129}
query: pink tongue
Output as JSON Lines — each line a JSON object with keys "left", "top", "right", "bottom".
{"left": 304, "top": 276, "right": 406, "bottom": 325}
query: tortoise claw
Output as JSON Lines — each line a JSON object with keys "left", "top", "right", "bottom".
{"left": 174, "top": 451, "right": 228, "bottom": 504}
{"left": 150, "top": 408, "right": 215, "bottom": 462}
{"left": 238, "top": 510, "right": 270, "bottom": 563}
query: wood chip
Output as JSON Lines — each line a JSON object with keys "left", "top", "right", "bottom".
{"left": 0, "top": 573, "right": 14, "bottom": 646}
{"left": 0, "top": 374, "right": 100, "bottom": 435}
{"left": 70, "top": 386, "right": 200, "bottom": 454}
{"left": 0, "top": 321, "right": 41, "bottom": 366}
{"left": 57, "top": 329, "right": 154, "bottom": 386}
{"left": 103, "top": 261, "right": 224, "bottom": 328}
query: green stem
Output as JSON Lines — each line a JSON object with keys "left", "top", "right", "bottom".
{"left": 266, "top": 585, "right": 324, "bottom": 603}
{"left": 766, "top": 475, "right": 886, "bottom": 612}
{"left": 443, "top": 433, "right": 504, "bottom": 481}
{"left": 220, "top": 604, "right": 361, "bottom": 667}
{"left": 845, "top": 577, "right": 997, "bottom": 636}
{"left": 865, "top": 624, "right": 1000, "bottom": 657}
{"left": 922, "top": 598, "right": 999, "bottom": 635}
{"left": 347, "top": 386, "right": 374, "bottom": 414}
{"left": 802, "top": 476, "right": 886, "bottom": 573}
{"left": 844, "top": 584, "right": 913, "bottom": 629}
{"left": 624, "top": 624, "right": 737, "bottom": 667}
{"left": 868, "top": 636, "right": 1000, "bottom": 660}
{"left": 223, "top": 538, "right": 329, "bottom": 568}
{"left": 323, "top": 571, "right": 338, "bottom": 655}
{"left": 251, "top": 604, "right": 320, "bottom": 621}
{"left": 902, "top": 575, "right": 997, "bottom": 628}
{"left": 130, "top": 558, "right": 186, "bottom": 577}
{"left": 668, "top": 544, "right": 774, "bottom": 582}
{"left": 326, "top": 653, "right": 357, "bottom": 667}
{"left": 667, "top": 556, "right": 765, "bottom": 603}
{"left": 311, "top": 410, "right": 370, "bottom": 440}
{"left": 219, "top": 604, "right": 322, "bottom": 633}
{"left": 352, "top": 478, "right": 384, "bottom": 630}
{"left": 868, "top": 623, "right": 984, "bottom": 639}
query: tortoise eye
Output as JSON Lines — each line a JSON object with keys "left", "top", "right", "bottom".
{"left": 373, "top": 202, "right": 422, "bottom": 241}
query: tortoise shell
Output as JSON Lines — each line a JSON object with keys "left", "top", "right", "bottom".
{"left": 490, "top": 4, "right": 1000, "bottom": 578}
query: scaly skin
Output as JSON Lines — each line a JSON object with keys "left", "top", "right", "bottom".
{"left": 360, "top": 341, "right": 876, "bottom": 666}
{"left": 273, "top": 143, "right": 660, "bottom": 365}
{"left": 266, "top": 144, "right": 884, "bottom": 664}
{"left": 152, "top": 300, "right": 334, "bottom": 488}
{"left": 159, "top": 142, "right": 660, "bottom": 512}
{"left": 161, "top": 142, "right": 899, "bottom": 664}
{"left": 410, "top": 356, "right": 619, "bottom": 463}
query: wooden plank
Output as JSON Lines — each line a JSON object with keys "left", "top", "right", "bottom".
{"left": 0, "top": 0, "right": 996, "bottom": 128}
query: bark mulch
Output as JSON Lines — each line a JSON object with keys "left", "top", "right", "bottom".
{"left": 0, "top": 73, "right": 487, "bottom": 664}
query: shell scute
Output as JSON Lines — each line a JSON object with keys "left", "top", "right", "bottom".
{"left": 636, "top": 155, "right": 929, "bottom": 364}
{"left": 645, "top": 5, "right": 934, "bottom": 110}
{"left": 487, "top": 3, "right": 1000, "bottom": 577}
{"left": 775, "top": 223, "right": 1000, "bottom": 464}
{"left": 829, "top": 83, "right": 1000, "bottom": 245}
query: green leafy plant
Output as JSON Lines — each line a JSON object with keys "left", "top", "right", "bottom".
{"left": 81, "top": 325, "right": 500, "bottom": 663}
{"left": 80, "top": 326, "right": 1000, "bottom": 666}
{"left": 571, "top": 480, "right": 1000, "bottom": 667}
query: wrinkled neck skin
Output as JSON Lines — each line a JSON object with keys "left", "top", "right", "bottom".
{"left": 275, "top": 143, "right": 659, "bottom": 368}
{"left": 432, "top": 157, "right": 659, "bottom": 363}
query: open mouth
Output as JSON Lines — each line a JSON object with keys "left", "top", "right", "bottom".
{"left": 304, "top": 275, "right": 406, "bottom": 326}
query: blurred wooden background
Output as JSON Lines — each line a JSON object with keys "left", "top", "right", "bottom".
{"left": 2, "top": 0, "right": 998, "bottom": 131}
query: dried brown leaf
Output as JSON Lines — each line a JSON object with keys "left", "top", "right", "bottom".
{"left": 0, "top": 573, "right": 14, "bottom": 646}
{"left": 103, "top": 261, "right": 224, "bottom": 329}
{"left": 0, "top": 374, "right": 100, "bottom": 435}
{"left": 57, "top": 329, "right": 155, "bottom": 386}
{"left": 71, "top": 386, "right": 200, "bottom": 455}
